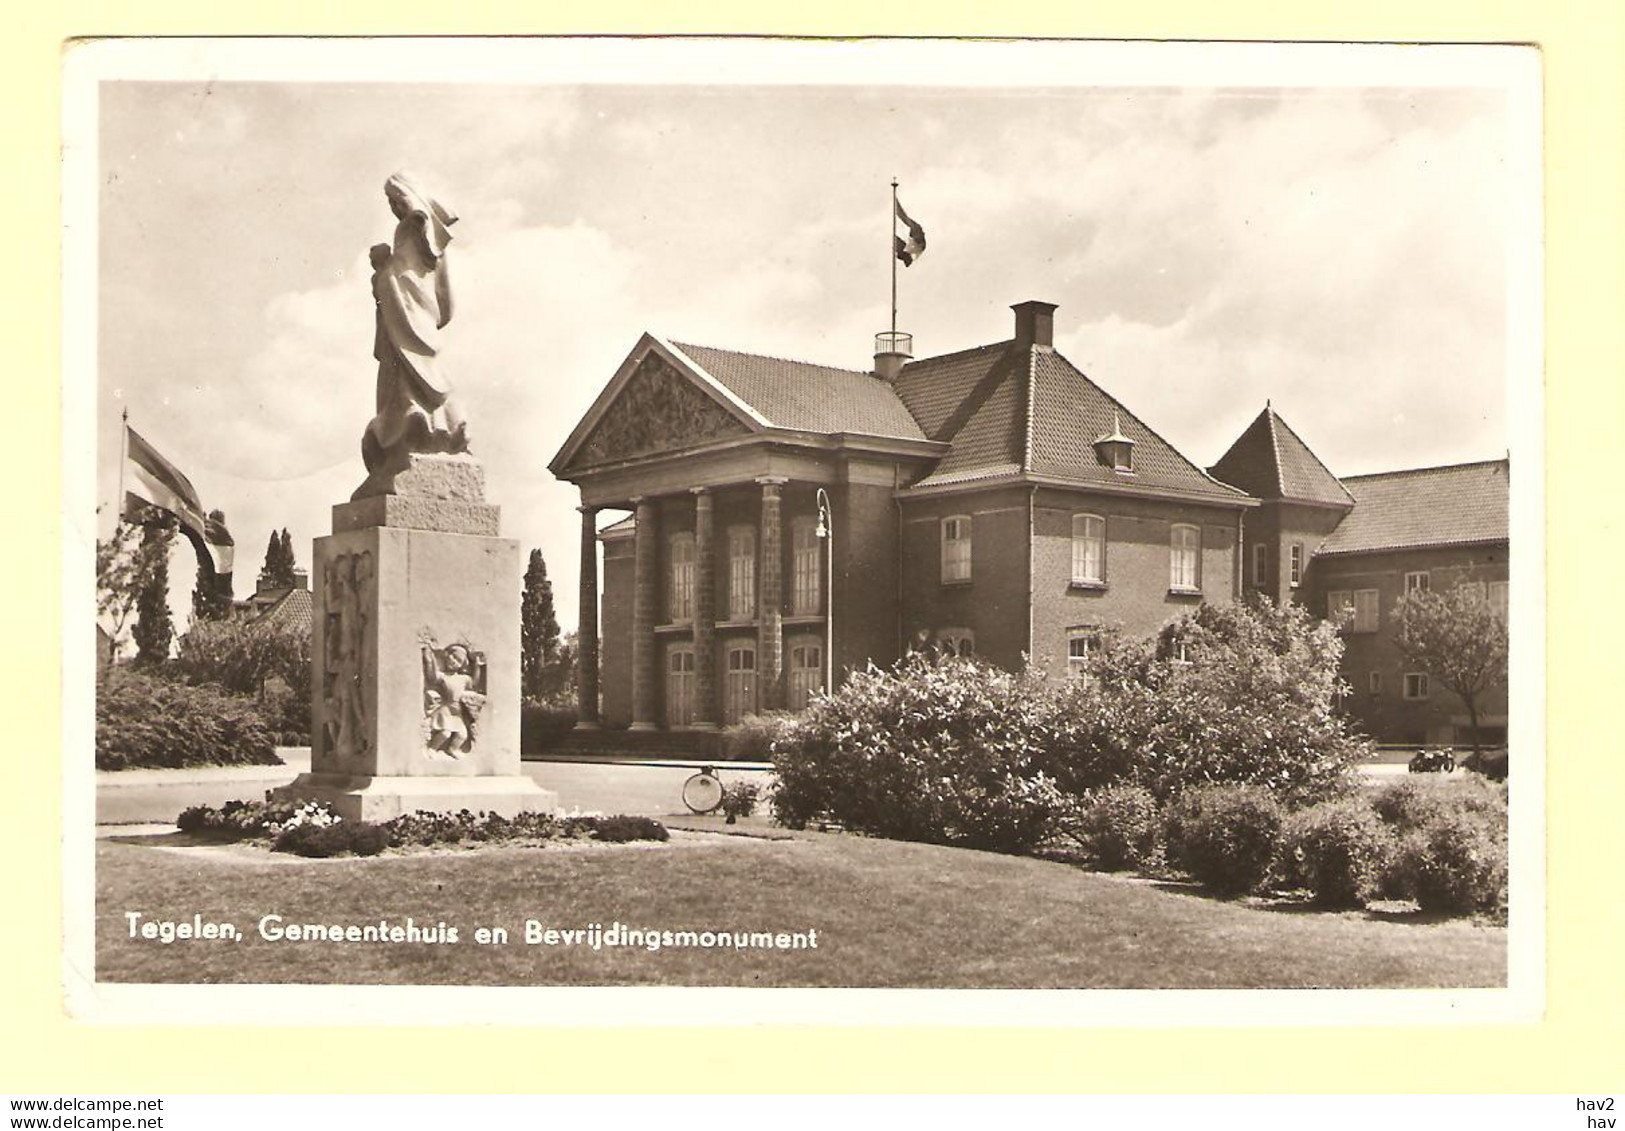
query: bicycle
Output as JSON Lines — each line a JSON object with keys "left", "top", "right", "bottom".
{"left": 681, "top": 764, "right": 725, "bottom": 814}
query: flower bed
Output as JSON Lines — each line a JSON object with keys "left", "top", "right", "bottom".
{"left": 174, "top": 800, "right": 669, "bottom": 858}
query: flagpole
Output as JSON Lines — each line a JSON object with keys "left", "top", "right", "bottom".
{"left": 117, "top": 406, "right": 129, "bottom": 528}
{"left": 890, "top": 178, "right": 899, "bottom": 339}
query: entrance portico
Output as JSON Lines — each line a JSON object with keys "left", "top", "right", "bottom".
{"left": 550, "top": 333, "right": 942, "bottom": 732}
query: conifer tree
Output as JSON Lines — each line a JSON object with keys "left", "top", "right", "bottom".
{"left": 191, "top": 557, "right": 234, "bottom": 621}
{"left": 132, "top": 518, "right": 176, "bottom": 665}
{"left": 521, "top": 549, "right": 562, "bottom": 701}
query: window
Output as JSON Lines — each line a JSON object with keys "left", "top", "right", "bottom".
{"left": 941, "top": 516, "right": 972, "bottom": 584}
{"left": 1459, "top": 580, "right": 1487, "bottom": 606}
{"left": 727, "top": 527, "right": 756, "bottom": 620}
{"left": 791, "top": 519, "right": 821, "bottom": 615}
{"left": 668, "top": 532, "right": 696, "bottom": 623}
{"left": 1066, "top": 627, "right": 1099, "bottom": 679}
{"left": 1169, "top": 524, "right": 1200, "bottom": 591}
{"left": 938, "top": 629, "right": 975, "bottom": 657}
{"left": 1251, "top": 543, "right": 1267, "bottom": 587}
{"left": 724, "top": 643, "right": 757, "bottom": 724}
{"left": 1327, "top": 589, "right": 1353, "bottom": 628}
{"left": 1289, "top": 544, "right": 1304, "bottom": 587}
{"left": 1352, "top": 589, "right": 1379, "bottom": 633}
{"left": 1403, "top": 672, "right": 1430, "bottom": 701}
{"left": 1368, "top": 671, "right": 1382, "bottom": 696}
{"left": 1170, "top": 638, "right": 1192, "bottom": 664}
{"left": 665, "top": 646, "right": 695, "bottom": 727}
{"left": 787, "top": 638, "right": 823, "bottom": 711}
{"left": 1404, "top": 571, "right": 1431, "bottom": 594}
{"left": 1071, "top": 514, "right": 1105, "bottom": 585}
{"left": 1488, "top": 580, "right": 1509, "bottom": 620}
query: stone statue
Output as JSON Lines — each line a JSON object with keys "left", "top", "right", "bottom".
{"left": 356, "top": 171, "right": 469, "bottom": 498}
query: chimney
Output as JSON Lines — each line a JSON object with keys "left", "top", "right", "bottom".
{"left": 1012, "top": 300, "right": 1058, "bottom": 349}
{"left": 292, "top": 568, "right": 309, "bottom": 591}
{"left": 873, "top": 330, "right": 913, "bottom": 382}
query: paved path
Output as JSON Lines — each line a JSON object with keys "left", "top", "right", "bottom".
{"left": 96, "top": 749, "right": 774, "bottom": 825}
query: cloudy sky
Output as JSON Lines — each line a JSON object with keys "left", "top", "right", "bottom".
{"left": 89, "top": 44, "right": 1527, "bottom": 633}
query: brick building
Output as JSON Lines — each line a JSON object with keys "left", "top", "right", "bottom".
{"left": 1210, "top": 406, "right": 1509, "bottom": 746}
{"left": 551, "top": 300, "right": 1253, "bottom": 737}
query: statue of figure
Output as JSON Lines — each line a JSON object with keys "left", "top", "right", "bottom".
{"left": 422, "top": 639, "right": 486, "bottom": 755}
{"left": 356, "top": 171, "right": 468, "bottom": 497}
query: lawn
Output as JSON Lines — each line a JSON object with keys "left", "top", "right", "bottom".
{"left": 96, "top": 825, "right": 1505, "bottom": 988}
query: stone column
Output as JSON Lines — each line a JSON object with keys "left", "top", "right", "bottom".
{"left": 757, "top": 478, "right": 785, "bottom": 711}
{"left": 574, "top": 504, "right": 600, "bottom": 729}
{"left": 630, "top": 496, "right": 660, "bottom": 731}
{"left": 692, "top": 488, "right": 718, "bottom": 729}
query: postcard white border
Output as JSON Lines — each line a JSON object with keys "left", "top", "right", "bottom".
{"left": 61, "top": 35, "right": 1546, "bottom": 1028}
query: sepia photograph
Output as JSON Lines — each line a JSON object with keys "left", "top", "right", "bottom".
{"left": 62, "top": 37, "right": 1543, "bottom": 1024}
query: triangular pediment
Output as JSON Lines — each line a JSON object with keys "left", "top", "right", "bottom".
{"left": 553, "top": 340, "right": 757, "bottom": 475}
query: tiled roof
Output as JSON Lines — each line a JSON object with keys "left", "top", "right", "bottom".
{"left": 1026, "top": 350, "right": 1245, "bottom": 500}
{"left": 250, "top": 587, "right": 312, "bottom": 635}
{"left": 902, "top": 343, "right": 1247, "bottom": 502}
{"left": 1210, "top": 406, "right": 1353, "bottom": 507}
{"left": 598, "top": 514, "right": 636, "bottom": 538}
{"left": 671, "top": 342, "right": 927, "bottom": 442}
{"left": 1319, "top": 459, "right": 1509, "bottom": 555}
{"left": 893, "top": 341, "right": 1012, "bottom": 440}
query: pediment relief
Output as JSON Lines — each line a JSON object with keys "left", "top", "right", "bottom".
{"left": 572, "top": 353, "right": 751, "bottom": 470}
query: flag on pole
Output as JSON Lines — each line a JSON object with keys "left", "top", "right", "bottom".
{"left": 894, "top": 197, "right": 927, "bottom": 266}
{"left": 122, "top": 425, "right": 234, "bottom": 575}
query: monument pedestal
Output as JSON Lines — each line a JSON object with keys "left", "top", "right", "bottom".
{"left": 272, "top": 454, "right": 557, "bottom": 821}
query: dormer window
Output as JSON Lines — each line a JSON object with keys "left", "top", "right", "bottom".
{"left": 1094, "top": 412, "right": 1135, "bottom": 473}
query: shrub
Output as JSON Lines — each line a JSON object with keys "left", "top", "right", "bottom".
{"left": 520, "top": 703, "right": 577, "bottom": 754}
{"left": 1164, "top": 784, "right": 1284, "bottom": 895}
{"left": 274, "top": 819, "right": 390, "bottom": 858}
{"left": 97, "top": 668, "right": 281, "bottom": 770}
{"left": 1462, "top": 747, "right": 1509, "bottom": 782}
{"left": 1058, "top": 598, "right": 1367, "bottom": 805}
{"left": 719, "top": 780, "right": 762, "bottom": 823}
{"left": 1277, "top": 798, "right": 1395, "bottom": 907}
{"left": 721, "top": 712, "right": 797, "bottom": 761}
{"left": 1371, "top": 775, "right": 1507, "bottom": 833}
{"left": 1389, "top": 812, "right": 1508, "bottom": 916}
{"left": 1064, "top": 784, "right": 1161, "bottom": 871}
{"left": 771, "top": 654, "right": 1072, "bottom": 854}
{"left": 583, "top": 815, "right": 669, "bottom": 843}
{"left": 257, "top": 679, "right": 310, "bottom": 746}
{"left": 1408, "top": 746, "right": 1456, "bottom": 774}
{"left": 1371, "top": 776, "right": 1507, "bottom": 917}
{"left": 175, "top": 614, "right": 310, "bottom": 704}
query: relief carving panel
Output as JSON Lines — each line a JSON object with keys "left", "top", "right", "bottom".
{"left": 576, "top": 354, "right": 748, "bottom": 468}
{"left": 421, "top": 633, "right": 488, "bottom": 759}
{"left": 321, "top": 550, "right": 374, "bottom": 761}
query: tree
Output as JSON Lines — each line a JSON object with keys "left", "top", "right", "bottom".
{"left": 191, "top": 558, "right": 234, "bottom": 622}
{"left": 131, "top": 517, "right": 176, "bottom": 665}
{"left": 521, "top": 548, "right": 562, "bottom": 700}
{"left": 97, "top": 515, "right": 174, "bottom": 659}
{"left": 258, "top": 527, "right": 297, "bottom": 589}
{"left": 1394, "top": 585, "right": 1509, "bottom": 756}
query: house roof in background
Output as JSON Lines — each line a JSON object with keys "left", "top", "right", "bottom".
{"left": 248, "top": 586, "right": 312, "bottom": 635}
{"left": 1318, "top": 459, "right": 1510, "bottom": 555}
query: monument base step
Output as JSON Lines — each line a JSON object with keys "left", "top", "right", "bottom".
{"left": 269, "top": 773, "right": 558, "bottom": 823}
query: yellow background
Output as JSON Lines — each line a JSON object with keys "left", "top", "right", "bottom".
{"left": 10, "top": 2, "right": 1622, "bottom": 1092}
